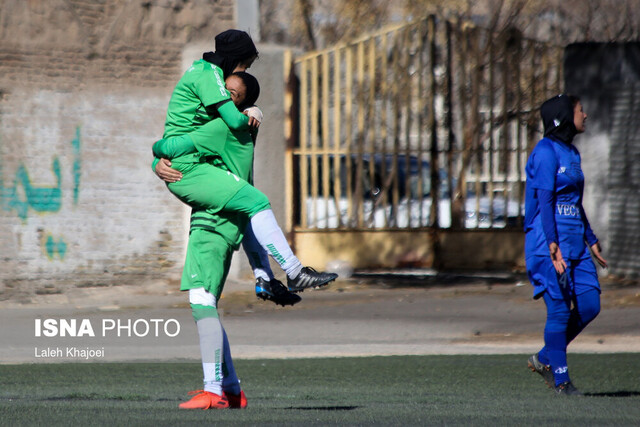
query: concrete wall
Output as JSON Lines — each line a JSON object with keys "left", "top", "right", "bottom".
{"left": 0, "top": 0, "right": 239, "bottom": 300}
{"left": 564, "top": 43, "right": 640, "bottom": 277}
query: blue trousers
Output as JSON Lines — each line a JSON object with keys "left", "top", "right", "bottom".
{"left": 527, "top": 256, "right": 601, "bottom": 385}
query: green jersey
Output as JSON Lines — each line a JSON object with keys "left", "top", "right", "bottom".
{"left": 153, "top": 59, "right": 251, "bottom": 172}
{"left": 156, "top": 59, "right": 258, "bottom": 254}
{"left": 154, "top": 118, "right": 254, "bottom": 184}
{"left": 163, "top": 59, "right": 230, "bottom": 139}
{"left": 157, "top": 116, "right": 258, "bottom": 249}
{"left": 190, "top": 120, "right": 255, "bottom": 183}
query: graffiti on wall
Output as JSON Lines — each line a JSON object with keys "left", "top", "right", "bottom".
{"left": 44, "top": 233, "right": 68, "bottom": 260}
{"left": 4, "top": 159, "right": 62, "bottom": 220}
{"left": 1, "top": 127, "right": 81, "bottom": 260}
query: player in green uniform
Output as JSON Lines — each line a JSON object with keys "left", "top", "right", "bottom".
{"left": 153, "top": 30, "right": 338, "bottom": 297}
{"left": 152, "top": 39, "right": 335, "bottom": 410}
{"left": 175, "top": 72, "right": 276, "bottom": 410}
{"left": 153, "top": 32, "right": 296, "bottom": 303}
{"left": 158, "top": 72, "right": 301, "bottom": 305}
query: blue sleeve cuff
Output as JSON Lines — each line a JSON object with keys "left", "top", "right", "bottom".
{"left": 585, "top": 228, "right": 598, "bottom": 247}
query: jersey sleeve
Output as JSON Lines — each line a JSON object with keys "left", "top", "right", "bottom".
{"left": 528, "top": 141, "right": 558, "bottom": 191}
{"left": 194, "top": 65, "right": 231, "bottom": 109}
{"left": 193, "top": 65, "right": 249, "bottom": 130}
{"left": 537, "top": 188, "right": 558, "bottom": 245}
{"left": 579, "top": 204, "right": 598, "bottom": 246}
{"left": 216, "top": 100, "right": 250, "bottom": 130}
{"left": 153, "top": 136, "right": 196, "bottom": 159}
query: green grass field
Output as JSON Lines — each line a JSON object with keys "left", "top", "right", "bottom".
{"left": 2, "top": 354, "right": 640, "bottom": 426}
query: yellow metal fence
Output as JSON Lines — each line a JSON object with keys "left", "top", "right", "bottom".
{"left": 287, "top": 15, "right": 563, "bottom": 231}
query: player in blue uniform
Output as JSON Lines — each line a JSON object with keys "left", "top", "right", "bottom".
{"left": 524, "top": 94, "right": 608, "bottom": 395}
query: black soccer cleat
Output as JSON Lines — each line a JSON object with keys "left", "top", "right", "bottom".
{"left": 528, "top": 353, "right": 555, "bottom": 388}
{"left": 255, "top": 278, "right": 301, "bottom": 307}
{"left": 287, "top": 267, "right": 338, "bottom": 293}
{"left": 554, "top": 381, "right": 582, "bottom": 396}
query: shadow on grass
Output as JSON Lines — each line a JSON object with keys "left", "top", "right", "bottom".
{"left": 286, "top": 405, "right": 359, "bottom": 411}
{"left": 584, "top": 391, "right": 640, "bottom": 397}
{"left": 42, "top": 393, "right": 169, "bottom": 401}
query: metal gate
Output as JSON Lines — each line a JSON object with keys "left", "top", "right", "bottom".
{"left": 284, "top": 15, "right": 564, "bottom": 269}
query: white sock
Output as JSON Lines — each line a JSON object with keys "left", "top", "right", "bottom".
{"left": 190, "top": 288, "right": 223, "bottom": 396}
{"left": 197, "top": 317, "right": 224, "bottom": 396}
{"left": 242, "top": 223, "right": 274, "bottom": 281}
{"left": 250, "top": 209, "right": 303, "bottom": 279}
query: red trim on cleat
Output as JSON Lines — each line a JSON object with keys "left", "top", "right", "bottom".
{"left": 224, "top": 390, "right": 247, "bottom": 409}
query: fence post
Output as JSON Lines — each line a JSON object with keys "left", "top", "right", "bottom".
{"left": 284, "top": 49, "right": 300, "bottom": 236}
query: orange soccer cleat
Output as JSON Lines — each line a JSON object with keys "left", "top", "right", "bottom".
{"left": 224, "top": 390, "right": 248, "bottom": 409}
{"left": 178, "top": 390, "right": 229, "bottom": 410}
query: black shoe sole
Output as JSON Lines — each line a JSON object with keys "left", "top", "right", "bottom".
{"left": 256, "top": 291, "right": 301, "bottom": 307}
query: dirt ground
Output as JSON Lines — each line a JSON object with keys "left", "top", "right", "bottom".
{"left": 1, "top": 270, "right": 639, "bottom": 363}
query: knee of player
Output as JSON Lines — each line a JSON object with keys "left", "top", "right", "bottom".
{"left": 582, "top": 298, "right": 601, "bottom": 322}
{"left": 190, "top": 304, "right": 220, "bottom": 322}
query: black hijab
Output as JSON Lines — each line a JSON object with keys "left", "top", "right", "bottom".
{"left": 540, "top": 94, "right": 577, "bottom": 144}
{"left": 202, "top": 29, "right": 258, "bottom": 79}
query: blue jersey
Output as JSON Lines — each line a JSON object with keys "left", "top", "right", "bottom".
{"left": 524, "top": 138, "right": 590, "bottom": 260}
